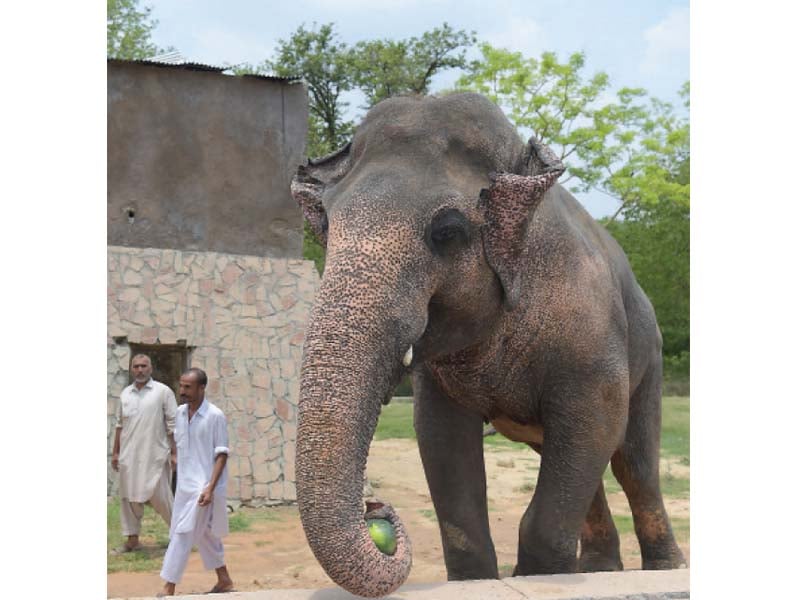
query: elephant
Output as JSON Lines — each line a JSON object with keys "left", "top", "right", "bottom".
{"left": 290, "top": 92, "right": 686, "bottom": 598}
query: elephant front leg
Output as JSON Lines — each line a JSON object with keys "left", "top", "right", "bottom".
{"left": 515, "top": 386, "right": 627, "bottom": 576}
{"left": 413, "top": 368, "right": 498, "bottom": 580}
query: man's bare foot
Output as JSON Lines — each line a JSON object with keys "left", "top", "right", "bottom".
{"left": 207, "top": 579, "right": 234, "bottom": 593}
{"left": 208, "top": 566, "right": 233, "bottom": 593}
{"left": 157, "top": 582, "right": 175, "bottom": 597}
{"left": 116, "top": 535, "right": 142, "bottom": 553}
{"left": 112, "top": 542, "right": 142, "bottom": 555}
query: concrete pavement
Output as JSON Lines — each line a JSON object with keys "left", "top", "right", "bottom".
{"left": 112, "top": 568, "right": 689, "bottom": 599}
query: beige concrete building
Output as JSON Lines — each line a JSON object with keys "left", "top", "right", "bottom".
{"left": 107, "top": 58, "right": 318, "bottom": 506}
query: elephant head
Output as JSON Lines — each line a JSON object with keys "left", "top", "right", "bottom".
{"left": 290, "top": 93, "right": 564, "bottom": 597}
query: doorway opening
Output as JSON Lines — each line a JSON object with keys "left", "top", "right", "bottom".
{"left": 128, "top": 342, "right": 191, "bottom": 402}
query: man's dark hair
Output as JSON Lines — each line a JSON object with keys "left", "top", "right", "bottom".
{"left": 183, "top": 367, "right": 208, "bottom": 386}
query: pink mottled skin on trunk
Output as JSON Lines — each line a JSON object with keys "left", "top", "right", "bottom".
{"left": 296, "top": 217, "right": 427, "bottom": 597}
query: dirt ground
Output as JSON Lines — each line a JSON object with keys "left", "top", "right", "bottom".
{"left": 107, "top": 439, "right": 689, "bottom": 598}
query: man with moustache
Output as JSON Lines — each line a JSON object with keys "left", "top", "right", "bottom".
{"left": 112, "top": 353, "right": 178, "bottom": 553}
{"left": 159, "top": 367, "right": 233, "bottom": 596}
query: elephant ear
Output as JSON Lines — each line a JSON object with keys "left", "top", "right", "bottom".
{"left": 479, "top": 137, "right": 565, "bottom": 309}
{"left": 291, "top": 142, "right": 353, "bottom": 246}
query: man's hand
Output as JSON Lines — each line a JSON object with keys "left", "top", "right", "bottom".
{"left": 111, "top": 453, "right": 119, "bottom": 472}
{"left": 198, "top": 486, "right": 214, "bottom": 506}
{"left": 170, "top": 451, "right": 177, "bottom": 471}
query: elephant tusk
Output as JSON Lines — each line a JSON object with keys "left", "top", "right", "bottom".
{"left": 402, "top": 346, "right": 413, "bottom": 367}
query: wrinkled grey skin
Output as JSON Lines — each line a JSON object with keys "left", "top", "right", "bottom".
{"left": 291, "top": 92, "right": 685, "bottom": 598}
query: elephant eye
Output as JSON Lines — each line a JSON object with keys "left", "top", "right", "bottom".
{"left": 426, "top": 208, "right": 470, "bottom": 256}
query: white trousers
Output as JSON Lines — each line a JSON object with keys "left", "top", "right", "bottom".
{"left": 160, "top": 506, "right": 225, "bottom": 584}
{"left": 120, "top": 461, "right": 173, "bottom": 536}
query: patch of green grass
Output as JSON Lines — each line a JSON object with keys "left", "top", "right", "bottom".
{"left": 373, "top": 396, "right": 689, "bottom": 498}
{"left": 237, "top": 506, "right": 290, "bottom": 524}
{"left": 418, "top": 509, "right": 438, "bottom": 522}
{"left": 604, "top": 396, "right": 690, "bottom": 501}
{"left": 499, "top": 563, "right": 515, "bottom": 577}
{"left": 603, "top": 467, "right": 624, "bottom": 494}
{"left": 611, "top": 513, "right": 635, "bottom": 535}
{"left": 374, "top": 403, "right": 417, "bottom": 440}
{"left": 228, "top": 510, "right": 252, "bottom": 532}
{"left": 107, "top": 500, "right": 293, "bottom": 574}
{"left": 671, "top": 516, "right": 691, "bottom": 543}
{"left": 374, "top": 403, "right": 531, "bottom": 450}
{"left": 661, "top": 396, "right": 690, "bottom": 459}
{"left": 107, "top": 498, "right": 170, "bottom": 573}
{"left": 375, "top": 397, "right": 688, "bottom": 458}
{"left": 660, "top": 472, "right": 690, "bottom": 498}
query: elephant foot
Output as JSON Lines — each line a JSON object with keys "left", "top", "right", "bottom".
{"left": 513, "top": 552, "right": 577, "bottom": 577}
{"left": 642, "top": 545, "right": 687, "bottom": 570}
{"left": 578, "top": 550, "right": 623, "bottom": 572}
{"left": 643, "top": 556, "right": 687, "bottom": 570}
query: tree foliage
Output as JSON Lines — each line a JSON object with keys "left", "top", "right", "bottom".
{"left": 604, "top": 198, "right": 690, "bottom": 364}
{"left": 252, "top": 22, "right": 475, "bottom": 157}
{"left": 585, "top": 83, "right": 689, "bottom": 221}
{"left": 261, "top": 23, "right": 356, "bottom": 157}
{"left": 457, "top": 45, "right": 610, "bottom": 191}
{"left": 349, "top": 24, "right": 475, "bottom": 107}
{"left": 456, "top": 45, "right": 689, "bottom": 218}
{"left": 601, "top": 87, "right": 690, "bottom": 369}
{"left": 107, "top": 0, "right": 166, "bottom": 60}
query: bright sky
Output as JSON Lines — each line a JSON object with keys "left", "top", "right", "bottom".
{"left": 148, "top": 0, "right": 690, "bottom": 217}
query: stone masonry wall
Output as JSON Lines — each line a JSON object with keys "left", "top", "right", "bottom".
{"left": 107, "top": 245, "right": 320, "bottom": 505}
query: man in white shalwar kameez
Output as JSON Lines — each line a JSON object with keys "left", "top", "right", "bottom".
{"left": 159, "top": 367, "right": 233, "bottom": 596}
{"left": 112, "top": 354, "right": 177, "bottom": 553}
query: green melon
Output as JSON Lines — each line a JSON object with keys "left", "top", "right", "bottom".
{"left": 367, "top": 518, "right": 397, "bottom": 555}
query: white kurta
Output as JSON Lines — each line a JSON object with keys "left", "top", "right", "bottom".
{"left": 116, "top": 378, "right": 177, "bottom": 503}
{"left": 170, "top": 398, "right": 229, "bottom": 540}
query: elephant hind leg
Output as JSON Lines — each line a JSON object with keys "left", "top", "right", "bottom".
{"left": 611, "top": 360, "right": 686, "bottom": 570}
{"left": 578, "top": 480, "right": 624, "bottom": 572}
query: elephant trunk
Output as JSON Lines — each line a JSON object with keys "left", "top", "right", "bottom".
{"left": 296, "top": 297, "right": 414, "bottom": 597}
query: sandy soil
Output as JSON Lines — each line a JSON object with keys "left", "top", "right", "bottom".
{"left": 107, "top": 439, "right": 689, "bottom": 598}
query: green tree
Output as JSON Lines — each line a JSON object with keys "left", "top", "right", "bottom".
{"left": 456, "top": 45, "right": 689, "bottom": 218}
{"left": 241, "top": 23, "right": 355, "bottom": 274}
{"left": 604, "top": 198, "right": 689, "bottom": 373}
{"left": 349, "top": 23, "right": 475, "bottom": 107}
{"left": 598, "top": 86, "right": 689, "bottom": 373}
{"left": 107, "top": 0, "right": 166, "bottom": 59}
{"left": 259, "top": 23, "right": 356, "bottom": 157}
{"left": 456, "top": 45, "right": 611, "bottom": 191}
{"left": 584, "top": 83, "right": 689, "bottom": 221}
